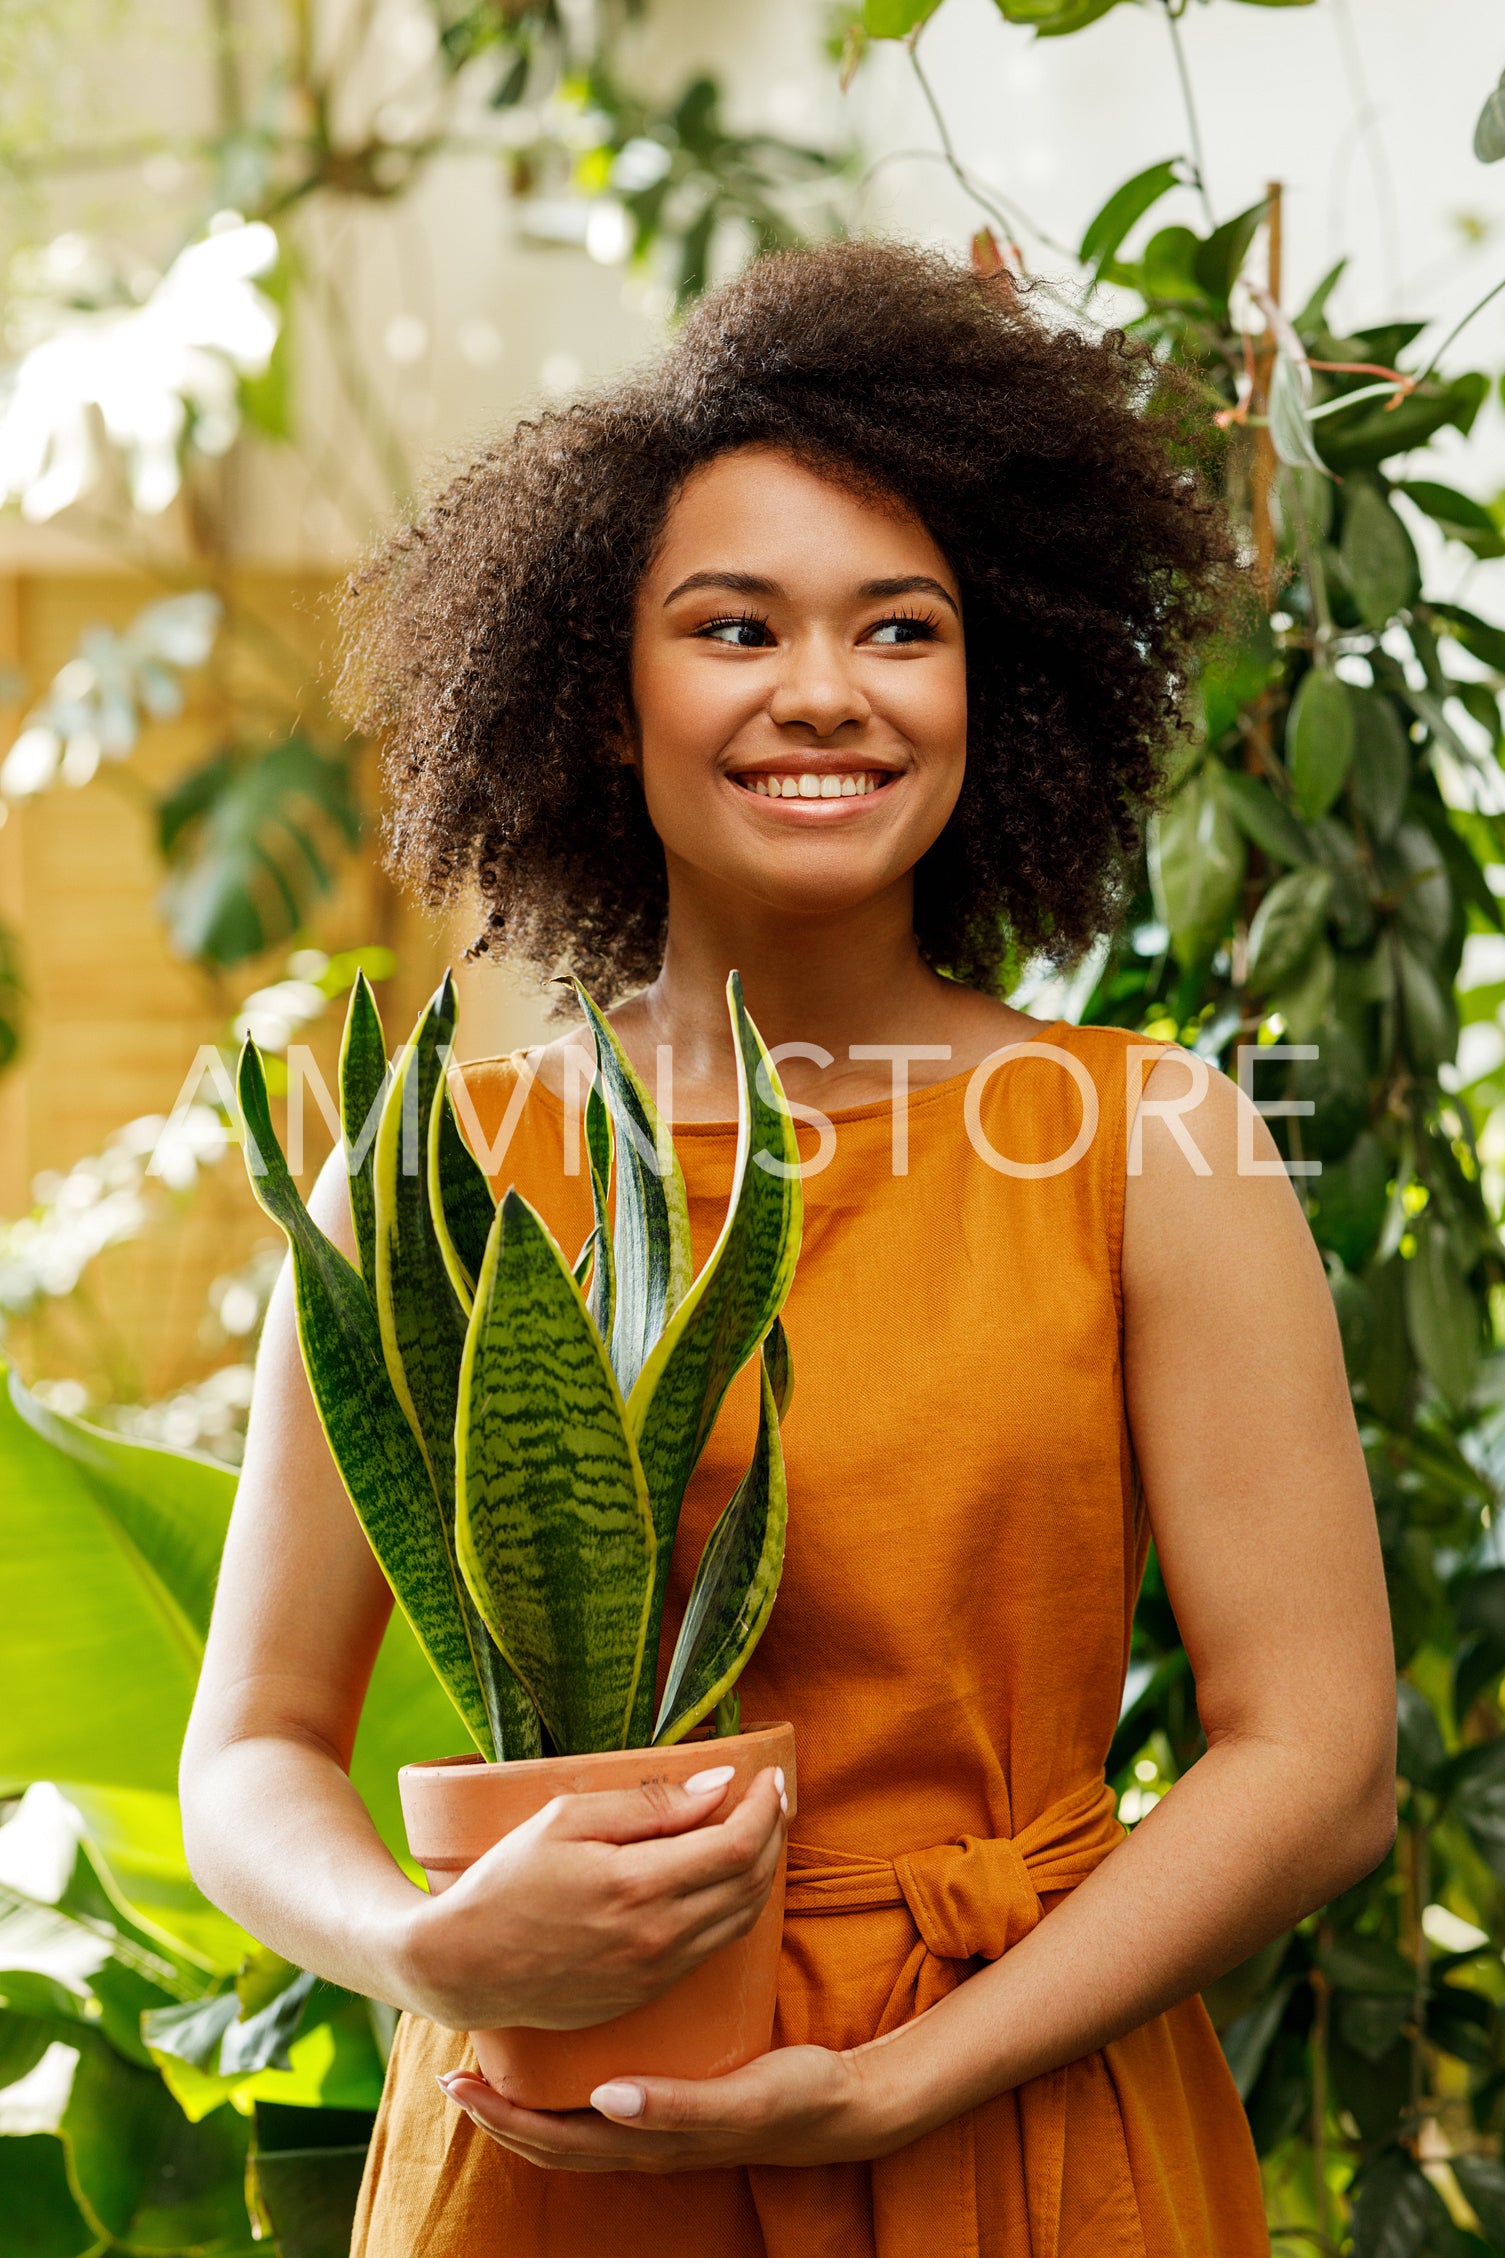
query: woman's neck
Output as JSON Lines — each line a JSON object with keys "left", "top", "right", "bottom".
{"left": 606, "top": 874, "right": 1039, "bottom": 1119}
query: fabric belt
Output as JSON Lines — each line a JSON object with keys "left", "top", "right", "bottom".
{"left": 782, "top": 1775, "right": 1124, "bottom": 2258}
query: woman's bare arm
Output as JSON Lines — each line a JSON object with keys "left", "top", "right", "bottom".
{"left": 179, "top": 1151, "right": 785, "bottom": 2030}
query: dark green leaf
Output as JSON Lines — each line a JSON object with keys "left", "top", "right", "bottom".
{"left": 1453, "top": 2155, "right": 1505, "bottom": 2245}
{"left": 1150, "top": 765, "right": 1245, "bottom": 966}
{"left": 1319, "top": 1932, "right": 1416, "bottom": 1997}
{"left": 1246, "top": 866, "right": 1333, "bottom": 994}
{"left": 1350, "top": 2151, "right": 1450, "bottom": 2258}
{"left": 254, "top": 2141, "right": 370, "bottom": 2258}
{"left": 1341, "top": 481, "right": 1421, "bottom": 629}
{"left": 1320, "top": 372, "right": 1488, "bottom": 474}
{"left": 1193, "top": 199, "right": 1266, "bottom": 309}
{"left": 1286, "top": 668, "right": 1355, "bottom": 820}
{"left": 1350, "top": 690, "right": 1412, "bottom": 841}
{"left": 1310, "top": 1132, "right": 1390, "bottom": 1270}
{"left": 0, "top": 2135, "right": 94, "bottom": 2258}
{"left": 1218, "top": 1980, "right": 1294, "bottom": 2098}
{"left": 1336, "top": 1991, "right": 1410, "bottom": 2063}
{"left": 1396, "top": 480, "right": 1505, "bottom": 560}
{"left": 1405, "top": 1221, "right": 1480, "bottom": 1411}
{"left": 157, "top": 736, "right": 361, "bottom": 967}
{"left": 62, "top": 2024, "right": 253, "bottom": 2250}
{"left": 1221, "top": 770, "right": 1314, "bottom": 866}
{"left": 1141, "top": 224, "right": 1205, "bottom": 306}
{"left": 1395, "top": 941, "right": 1458, "bottom": 1077}
{"left": 1078, "top": 159, "right": 1182, "bottom": 274}
{"left": 1427, "top": 601, "right": 1505, "bottom": 675}
{"left": 1396, "top": 1677, "right": 1447, "bottom": 1786}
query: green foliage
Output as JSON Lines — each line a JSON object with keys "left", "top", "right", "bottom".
{"left": 158, "top": 735, "right": 362, "bottom": 968}
{"left": 240, "top": 967, "right": 802, "bottom": 1758}
{"left": 1063, "top": 124, "right": 1505, "bottom": 2245}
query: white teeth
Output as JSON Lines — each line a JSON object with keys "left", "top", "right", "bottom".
{"left": 741, "top": 770, "right": 887, "bottom": 798}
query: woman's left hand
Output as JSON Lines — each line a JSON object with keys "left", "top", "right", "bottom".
{"left": 438, "top": 2042, "right": 900, "bottom": 2172}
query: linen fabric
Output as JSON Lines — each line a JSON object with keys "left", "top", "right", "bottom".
{"left": 350, "top": 1021, "right": 1268, "bottom": 2257}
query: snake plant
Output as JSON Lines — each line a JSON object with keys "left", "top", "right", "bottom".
{"left": 236, "top": 969, "right": 801, "bottom": 1761}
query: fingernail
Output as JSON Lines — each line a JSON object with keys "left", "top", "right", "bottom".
{"left": 774, "top": 1767, "right": 786, "bottom": 1796}
{"left": 780, "top": 1792, "right": 789, "bottom": 1815}
{"left": 685, "top": 1764, "right": 735, "bottom": 1795}
{"left": 591, "top": 2081, "right": 646, "bottom": 2118}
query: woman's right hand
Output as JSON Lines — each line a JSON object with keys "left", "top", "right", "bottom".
{"left": 394, "top": 1763, "right": 788, "bottom": 2032}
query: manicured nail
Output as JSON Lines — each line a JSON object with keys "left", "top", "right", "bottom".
{"left": 685, "top": 1764, "right": 735, "bottom": 1795}
{"left": 591, "top": 2081, "right": 645, "bottom": 2118}
{"left": 774, "top": 1768, "right": 786, "bottom": 1796}
{"left": 780, "top": 1792, "right": 789, "bottom": 1815}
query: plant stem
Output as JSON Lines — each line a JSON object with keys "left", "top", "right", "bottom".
{"left": 1252, "top": 182, "right": 1283, "bottom": 600}
{"left": 906, "top": 38, "right": 1071, "bottom": 262}
{"left": 1413, "top": 271, "right": 1505, "bottom": 389}
{"left": 1160, "top": 0, "right": 1215, "bottom": 230}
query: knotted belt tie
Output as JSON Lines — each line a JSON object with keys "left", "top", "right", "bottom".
{"left": 783, "top": 1776, "right": 1125, "bottom": 2258}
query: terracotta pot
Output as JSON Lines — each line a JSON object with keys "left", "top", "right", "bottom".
{"left": 399, "top": 1721, "right": 796, "bottom": 2110}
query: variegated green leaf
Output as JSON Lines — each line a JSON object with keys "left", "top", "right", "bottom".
{"left": 570, "top": 981, "right": 692, "bottom": 1398}
{"left": 457, "top": 1190, "right": 656, "bottom": 1752}
{"left": 372, "top": 979, "right": 540, "bottom": 1761}
{"left": 373, "top": 975, "right": 468, "bottom": 1486}
{"left": 627, "top": 972, "right": 802, "bottom": 1739}
{"left": 572, "top": 1225, "right": 600, "bottom": 1291}
{"left": 237, "top": 1040, "right": 493, "bottom": 1755}
{"left": 583, "top": 1076, "right": 616, "bottom": 1344}
{"left": 338, "top": 971, "right": 388, "bottom": 1289}
{"left": 655, "top": 1319, "right": 791, "bottom": 1745}
{"left": 427, "top": 1073, "right": 496, "bottom": 1314}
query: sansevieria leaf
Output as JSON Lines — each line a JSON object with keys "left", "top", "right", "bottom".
{"left": 457, "top": 1190, "right": 657, "bottom": 1752}
{"left": 339, "top": 972, "right": 388, "bottom": 1290}
{"left": 237, "top": 1041, "right": 494, "bottom": 1755}
{"left": 627, "top": 972, "right": 802, "bottom": 1741}
{"left": 655, "top": 1319, "right": 792, "bottom": 1745}
{"left": 571, "top": 981, "right": 693, "bottom": 1399}
{"left": 371, "top": 978, "right": 540, "bottom": 1761}
{"left": 582, "top": 1076, "right": 617, "bottom": 1345}
{"left": 427, "top": 1074, "right": 496, "bottom": 1314}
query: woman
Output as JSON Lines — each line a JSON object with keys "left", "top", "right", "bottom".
{"left": 181, "top": 241, "right": 1396, "bottom": 2256}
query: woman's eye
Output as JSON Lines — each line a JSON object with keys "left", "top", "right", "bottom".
{"left": 868, "top": 614, "right": 938, "bottom": 647}
{"left": 698, "top": 615, "right": 774, "bottom": 648}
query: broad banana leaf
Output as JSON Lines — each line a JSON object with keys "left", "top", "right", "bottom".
{"left": 457, "top": 1190, "right": 657, "bottom": 1752}
{"left": 655, "top": 1320, "right": 792, "bottom": 1745}
{"left": 239, "top": 1041, "right": 495, "bottom": 1756}
{"left": 626, "top": 973, "right": 801, "bottom": 1738}
{"left": 338, "top": 970, "right": 388, "bottom": 1289}
{"left": 0, "top": 1364, "right": 460, "bottom": 1968}
{"left": 428, "top": 1076, "right": 495, "bottom": 1312}
{"left": 367, "top": 982, "right": 539, "bottom": 1760}
{"left": 571, "top": 981, "right": 692, "bottom": 1398}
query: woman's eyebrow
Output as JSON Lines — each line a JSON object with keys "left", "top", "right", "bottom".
{"left": 662, "top": 568, "right": 959, "bottom": 615}
{"left": 859, "top": 574, "right": 959, "bottom": 617}
{"left": 663, "top": 569, "right": 778, "bottom": 606}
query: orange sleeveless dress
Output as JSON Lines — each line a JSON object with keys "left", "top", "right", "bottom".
{"left": 351, "top": 1021, "right": 1268, "bottom": 2257}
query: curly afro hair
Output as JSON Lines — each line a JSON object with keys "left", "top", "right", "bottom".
{"left": 340, "top": 238, "right": 1236, "bottom": 1005}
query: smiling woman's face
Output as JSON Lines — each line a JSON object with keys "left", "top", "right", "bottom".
{"left": 629, "top": 446, "right": 968, "bottom": 924}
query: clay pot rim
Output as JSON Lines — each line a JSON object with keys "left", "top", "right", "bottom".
{"left": 398, "top": 1719, "right": 795, "bottom": 1791}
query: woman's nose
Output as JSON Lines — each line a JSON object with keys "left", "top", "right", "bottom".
{"left": 766, "top": 637, "right": 871, "bottom": 737}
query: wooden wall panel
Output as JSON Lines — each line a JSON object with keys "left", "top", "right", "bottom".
{"left": 0, "top": 567, "right": 555, "bottom": 1405}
